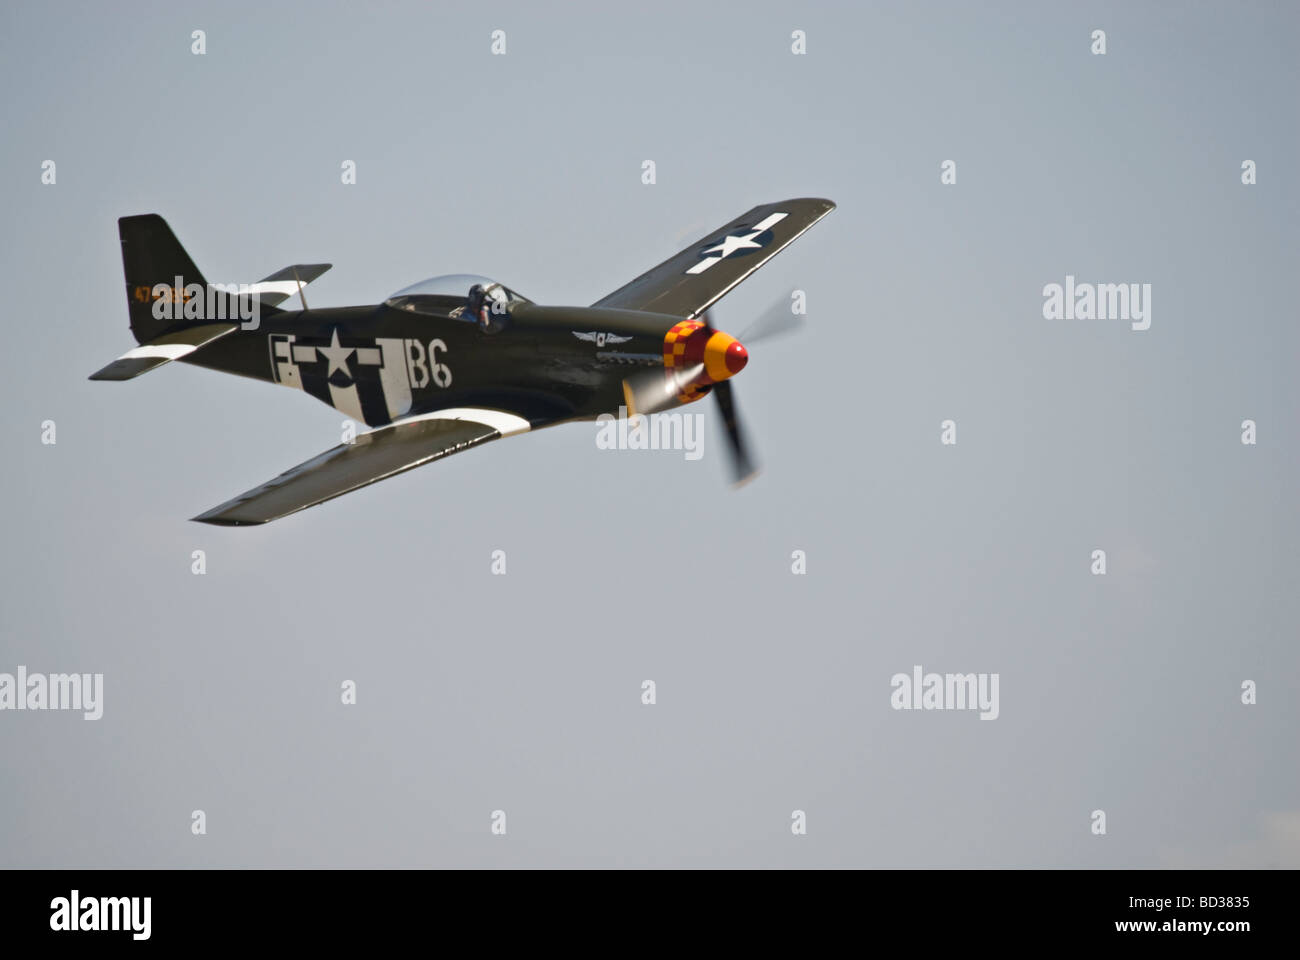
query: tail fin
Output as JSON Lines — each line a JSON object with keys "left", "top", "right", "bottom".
{"left": 119, "top": 214, "right": 209, "bottom": 344}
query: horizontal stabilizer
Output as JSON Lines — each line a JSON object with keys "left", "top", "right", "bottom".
{"left": 88, "top": 322, "right": 240, "bottom": 381}
{"left": 245, "top": 264, "right": 332, "bottom": 306}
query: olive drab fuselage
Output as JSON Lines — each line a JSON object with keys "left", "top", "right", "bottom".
{"left": 185, "top": 300, "right": 686, "bottom": 428}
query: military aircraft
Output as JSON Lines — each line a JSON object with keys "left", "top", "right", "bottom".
{"left": 91, "top": 199, "right": 835, "bottom": 525}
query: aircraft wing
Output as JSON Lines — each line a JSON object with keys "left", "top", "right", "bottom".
{"left": 591, "top": 198, "right": 835, "bottom": 319}
{"left": 192, "top": 408, "right": 532, "bottom": 525}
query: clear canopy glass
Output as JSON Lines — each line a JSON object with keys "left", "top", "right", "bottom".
{"left": 385, "top": 274, "right": 530, "bottom": 305}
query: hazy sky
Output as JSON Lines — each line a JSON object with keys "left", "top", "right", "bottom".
{"left": 1, "top": 0, "right": 1296, "bottom": 867}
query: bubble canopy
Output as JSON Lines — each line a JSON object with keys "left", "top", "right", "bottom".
{"left": 385, "top": 273, "right": 530, "bottom": 307}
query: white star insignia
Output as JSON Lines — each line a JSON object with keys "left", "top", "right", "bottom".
{"left": 317, "top": 328, "right": 355, "bottom": 378}
{"left": 703, "top": 231, "right": 764, "bottom": 258}
{"left": 684, "top": 212, "right": 788, "bottom": 275}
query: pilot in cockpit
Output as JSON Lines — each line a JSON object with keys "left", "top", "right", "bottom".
{"left": 466, "top": 283, "right": 510, "bottom": 333}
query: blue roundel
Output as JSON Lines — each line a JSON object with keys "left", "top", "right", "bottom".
{"left": 695, "top": 224, "right": 776, "bottom": 263}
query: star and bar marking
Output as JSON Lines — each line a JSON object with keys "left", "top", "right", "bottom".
{"left": 288, "top": 327, "right": 382, "bottom": 383}
{"left": 685, "top": 212, "right": 788, "bottom": 275}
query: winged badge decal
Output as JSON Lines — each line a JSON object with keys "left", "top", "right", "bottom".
{"left": 572, "top": 331, "right": 633, "bottom": 346}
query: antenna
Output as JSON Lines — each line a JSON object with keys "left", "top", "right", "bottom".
{"left": 293, "top": 265, "right": 309, "bottom": 311}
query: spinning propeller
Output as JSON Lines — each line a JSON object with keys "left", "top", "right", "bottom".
{"left": 621, "top": 295, "right": 804, "bottom": 487}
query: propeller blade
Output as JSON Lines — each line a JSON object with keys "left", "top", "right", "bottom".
{"left": 712, "top": 379, "right": 758, "bottom": 486}
{"left": 736, "top": 297, "right": 806, "bottom": 345}
{"left": 621, "top": 363, "right": 704, "bottom": 418}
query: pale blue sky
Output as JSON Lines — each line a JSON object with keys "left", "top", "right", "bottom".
{"left": 1, "top": 0, "right": 1296, "bottom": 867}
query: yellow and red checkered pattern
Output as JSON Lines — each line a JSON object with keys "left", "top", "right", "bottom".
{"left": 662, "top": 320, "right": 705, "bottom": 369}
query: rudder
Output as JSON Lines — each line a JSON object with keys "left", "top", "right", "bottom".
{"left": 119, "top": 214, "right": 208, "bottom": 344}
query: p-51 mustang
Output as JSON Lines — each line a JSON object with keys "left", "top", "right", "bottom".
{"left": 91, "top": 199, "right": 835, "bottom": 525}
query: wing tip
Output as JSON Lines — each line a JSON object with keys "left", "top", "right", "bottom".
{"left": 88, "top": 362, "right": 143, "bottom": 381}
{"left": 778, "top": 196, "right": 836, "bottom": 210}
{"left": 190, "top": 512, "right": 267, "bottom": 527}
